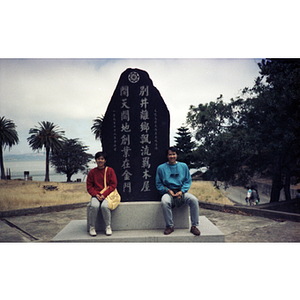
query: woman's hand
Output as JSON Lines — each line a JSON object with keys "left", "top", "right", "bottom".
{"left": 96, "top": 193, "right": 105, "bottom": 201}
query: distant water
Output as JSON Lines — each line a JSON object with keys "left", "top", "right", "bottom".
{"left": 3, "top": 159, "right": 96, "bottom": 182}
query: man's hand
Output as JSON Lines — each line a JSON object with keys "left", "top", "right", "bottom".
{"left": 168, "top": 190, "right": 175, "bottom": 197}
{"left": 169, "top": 190, "right": 183, "bottom": 198}
{"left": 174, "top": 191, "right": 183, "bottom": 198}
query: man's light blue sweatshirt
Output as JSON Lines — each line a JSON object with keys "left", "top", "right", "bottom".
{"left": 155, "top": 162, "right": 191, "bottom": 195}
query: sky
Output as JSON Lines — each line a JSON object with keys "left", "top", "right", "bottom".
{"left": 1, "top": 0, "right": 298, "bottom": 291}
{"left": 1, "top": 2, "right": 298, "bottom": 158}
{"left": 0, "top": 58, "right": 262, "bottom": 156}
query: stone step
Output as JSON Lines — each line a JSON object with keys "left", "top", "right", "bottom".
{"left": 51, "top": 216, "right": 225, "bottom": 242}
{"left": 87, "top": 201, "right": 190, "bottom": 231}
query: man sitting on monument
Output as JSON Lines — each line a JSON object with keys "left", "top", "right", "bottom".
{"left": 87, "top": 152, "right": 118, "bottom": 236}
{"left": 155, "top": 146, "right": 201, "bottom": 236}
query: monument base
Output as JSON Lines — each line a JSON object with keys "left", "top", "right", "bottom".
{"left": 86, "top": 201, "right": 189, "bottom": 231}
{"left": 52, "top": 202, "right": 224, "bottom": 242}
{"left": 52, "top": 216, "right": 224, "bottom": 242}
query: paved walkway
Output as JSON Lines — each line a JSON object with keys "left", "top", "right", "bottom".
{"left": 220, "top": 185, "right": 270, "bottom": 205}
{"left": 1, "top": 204, "right": 300, "bottom": 242}
{"left": 1, "top": 183, "right": 300, "bottom": 242}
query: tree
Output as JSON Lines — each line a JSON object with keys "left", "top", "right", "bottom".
{"left": 243, "top": 59, "right": 300, "bottom": 202}
{"left": 91, "top": 116, "right": 103, "bottom": 146}
{"left": 187, "top": 97, "right": 252, "bottom": 184}
{"left": 0, "top": 117, "right": 19, "bottom": 179}
{"left": 50, "top": 138, "right": 93, "bottom": 182}
{"left": 27, "top": 121, "right": 65, "bottom": 182}
{"left": 187, "top": 59, "right": 300, "bottom": 202}
{"left": 174, "top": 125, "right": 196, "bottom": 168}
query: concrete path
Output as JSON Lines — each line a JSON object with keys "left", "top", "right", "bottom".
{"left": 1, "top": 205, "right": 300, "bottom": 242}
{"left": 1, "top": 183, "right": 300, "bottom": 242}
{"left": 220, "top": 185, "right": 270, "bottom": 205}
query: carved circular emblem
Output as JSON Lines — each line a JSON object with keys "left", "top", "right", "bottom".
{"left": 128, "top": 71, "right": 140, "bottom": 83}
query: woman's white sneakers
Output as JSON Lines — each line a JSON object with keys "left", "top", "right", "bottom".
{"left": 106, "top": 225, "right": 112, "bottom": 236}
{"left": 89, "top": 225, "right": 112, "bottom": 236}
{"left": 89, "top": 226, "right": 97, "bottom": 236}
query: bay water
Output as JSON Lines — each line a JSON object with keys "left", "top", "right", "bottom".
{"left": 3, "top": 159, "right": 96, "bottom": 182}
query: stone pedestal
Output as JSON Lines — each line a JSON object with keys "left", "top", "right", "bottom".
{"left": 52, "top": 202, "right": 225, "bottom": 242}
{"left": 87, "top": 201, "right": 189, "bottom": 231}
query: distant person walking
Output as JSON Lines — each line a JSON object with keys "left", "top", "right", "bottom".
{"left": 87, "top": 152, "right": 118, "bottom": 236}
{"left": 155, "top": 146, "right": 201, "bottom": 236}
{"left": 214, "top": 177, "right": 219, "bottom": 188}
{"left": 245, "top": 186, "right": 260, "bottom": 206}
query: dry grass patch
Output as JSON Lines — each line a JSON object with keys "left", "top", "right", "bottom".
{"left": 0, "top": 180, "right": 89, "bottom": 211}
{"left": 0, "top": 179, "right": 233, "bottom": 211}
{"left": 189, "top": 181, "right": 234, "bottom": 205}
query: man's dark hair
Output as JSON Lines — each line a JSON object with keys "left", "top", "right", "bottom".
{"left": 95, "top": 151, "right": 107, "bottom": 160}
{"left": 166, "top": 146, "right": 178, "bottom": 156}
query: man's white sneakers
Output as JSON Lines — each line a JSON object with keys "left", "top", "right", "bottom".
{"left": 89, "top": 226, "right": 97, "bottom": 236}
{"left": 106, "top": 225, "right": 112, "bottom": 236}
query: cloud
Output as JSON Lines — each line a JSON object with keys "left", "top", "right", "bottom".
{"left": 0, "top": 58, "right": 261, "bottom": 155}
{"left": 1, "top": 59, "right": 103, "bottom": 118}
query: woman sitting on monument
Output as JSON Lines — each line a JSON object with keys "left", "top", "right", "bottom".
{"left": 87, "top": 152, "right": 118, "bottom": 236}
{"left": 155, "top": 146, "right": 201, "bottom": 236}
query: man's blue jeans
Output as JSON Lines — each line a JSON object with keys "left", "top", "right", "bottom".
{"left": 161, "top": 192, "right": 199, "bottom": 228}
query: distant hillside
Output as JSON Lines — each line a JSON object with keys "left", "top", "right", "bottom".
{"left": 3, "top": 153, "right": 46, "bottom": 162}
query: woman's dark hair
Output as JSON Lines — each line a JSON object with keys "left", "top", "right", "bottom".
{"left": 95, "top": 151, "right": 107, "bottom": 160}
{"left": 166, "top": 146, "right": 178, "bottom": 156}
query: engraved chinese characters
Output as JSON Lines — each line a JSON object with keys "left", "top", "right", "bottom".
{"left": 102, "top": 68, "right": 170, "bottom": 201}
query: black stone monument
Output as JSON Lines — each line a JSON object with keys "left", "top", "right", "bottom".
{"left": 102, "top": 68, "right": 170, "bottom": 201}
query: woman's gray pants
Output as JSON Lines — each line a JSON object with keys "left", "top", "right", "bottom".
{"left": 88, "top": 197, "right": 111, "bottom": 228}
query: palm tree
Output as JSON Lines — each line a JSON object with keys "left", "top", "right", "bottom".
{"left": 91, "top": 116, "right": 103, "bottom": 146}
{"left": 27, "top": 121, "right": 65, "bottom": 182}
{"left": 0, "top": 116, "right": 19, "bottom": 179}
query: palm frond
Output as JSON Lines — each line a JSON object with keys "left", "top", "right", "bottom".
{"left": 0, "top": 116, "right": 19, "bottom": 149}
